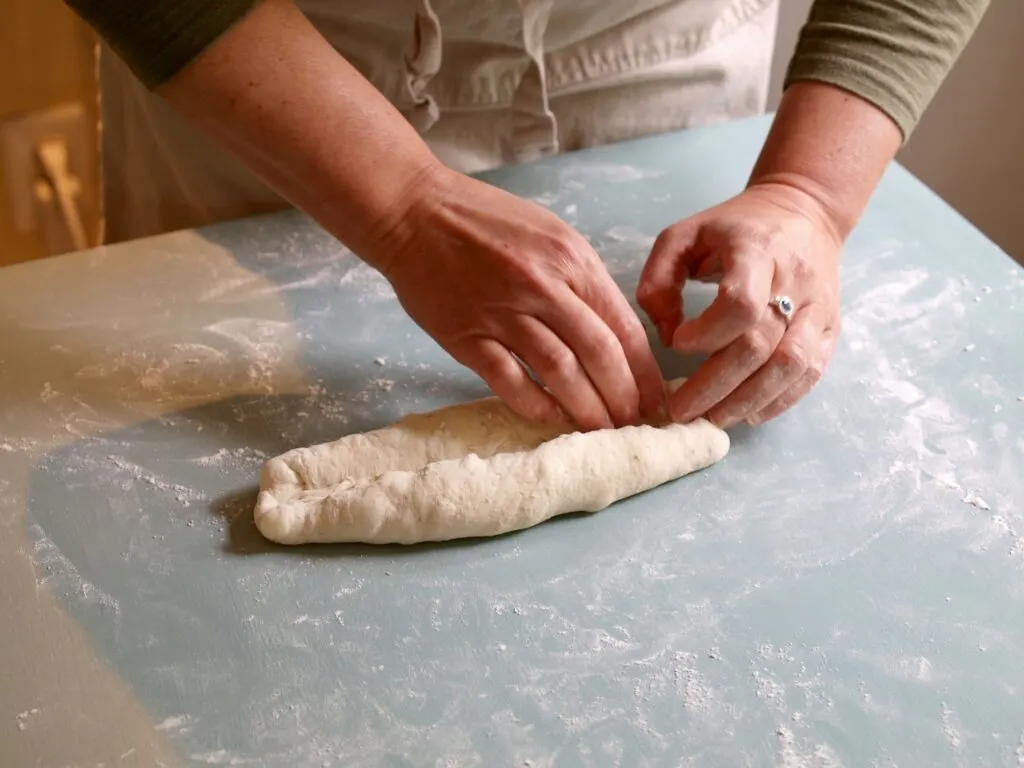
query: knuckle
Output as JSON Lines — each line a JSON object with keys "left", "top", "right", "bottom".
{"left": 516, "top": 258, "right": 553, "bottom": 290}
{"left": 545, "top": 230, "right": 587, "bottom": 266}
{"left": 635, "top": 279, "right": 657, "bottom": 308}
{"left": 790, "top": 256, "right": 814, "bottom": 282}
{"left": 625, "top": 319, "right": 653, "bottom": 354}
{"left": 550, "top": 237, "right": 601, "bottom": 289}
{"left": 746, "top": 232, "right": 773, "bottom": 256}
{"left": 719, "top": 280, "right": 760, "bottom": 324}
{"left": 651, "top": 227, "right": 677, "bottom": 255}
{"left": 535, "top": 344, "right": 577, "bottom": 379}
{"left": 738, "top": 330, "right": 775, "bottom": 364}
{"left": 476, "top": 352, "right": 515, "bottom": 385}
{"left": 448, "top": 338, "right": 485, "bottom": 366}
{"left": 774, "top": 341, "right": 809, "bottom": 374}
{"left": 545, "top": 235, "right": 575, "bottom": 264}
{"left": 805, "top": 362, "right": 825, "bottom": 386}
{"left": 585, "top": 328, "right": 623, "bottom": 360}
{"left": 635, "top": 285, "right": 669, "bottom": 320}
{"left": 731, "top": 224, "right": 778, "bottom": 261}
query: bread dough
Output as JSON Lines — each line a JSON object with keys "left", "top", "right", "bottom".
{"left": 253, "top": 380, "right": 729, "bottom": 545}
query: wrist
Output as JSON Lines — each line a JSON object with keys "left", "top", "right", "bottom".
{"left": 748, "top": 81, "right": 901, "bottom": 241}
{"left": 742, "top": 178, "right": 846, "bottom": 252}
{"left": 328, "top": 151, "right": 447, "bottom": 275}
{"left": 359, "top": 161, "right": 458, "bottom": 280}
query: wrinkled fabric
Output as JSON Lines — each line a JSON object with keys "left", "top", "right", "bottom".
{"left": 98, "top": 0, "right": 778, "bottom": 243}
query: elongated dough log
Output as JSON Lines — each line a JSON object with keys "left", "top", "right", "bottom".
{"left": 254, "top": 382, "right": 729, "bottom": 545}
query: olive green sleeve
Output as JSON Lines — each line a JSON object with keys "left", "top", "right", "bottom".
{"left": 785, "top": 0, "right": 990, "bottom": 140}
{"left": 64, "top": 0, "right": 263, "bottom": 89}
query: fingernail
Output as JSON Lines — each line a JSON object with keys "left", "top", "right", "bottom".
{"left": 669, "top": 408, "right": 691, "bottom": 424}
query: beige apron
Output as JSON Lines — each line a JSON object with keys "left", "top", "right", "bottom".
{"left": 97, "top": 0, "right": 778, "bottom": 244}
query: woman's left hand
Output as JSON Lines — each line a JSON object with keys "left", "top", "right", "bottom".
{"left": 636, "top": 182, "right": 843, "bottom": 428}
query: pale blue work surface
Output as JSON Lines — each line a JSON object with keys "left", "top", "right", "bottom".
{"left": 2, "top": 116, "right": 1023, "bottom": 767}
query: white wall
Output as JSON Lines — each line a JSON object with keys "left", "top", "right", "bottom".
{"left": 769, "top": 0, "right": 1024, "bottom": 263}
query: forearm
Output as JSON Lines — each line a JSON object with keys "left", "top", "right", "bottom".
{"left": 758, "top": 0, "right": 989, "bottom": 244}
{"left": 152, "top": 0, "right": 439, "bottom": 266}
{"left": 748, "top": 82, "right": 900, "bottom": 242}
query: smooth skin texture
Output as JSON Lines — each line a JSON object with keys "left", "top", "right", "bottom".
{"left": 159, "top": 0, "right": 900, "bottom": 432}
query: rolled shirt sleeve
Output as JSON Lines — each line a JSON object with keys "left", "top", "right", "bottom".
{"left": 65, "top": 0, "right": 263, "bottom": 89}
{"left": 784, "top": 0, "right": 990, "bottom": 140}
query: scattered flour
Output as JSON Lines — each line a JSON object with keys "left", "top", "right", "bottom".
{"left": 155, "top": 715, "right": 192, "bottom": 732}
{"left": 336, "top": 262, "right": 395, "bottom": 303}
{"left": 776, "top": 725, "right": 844, "bottom": 767}
{"left": 191, "top": 447, "right": 268, "bottom": 470}
{"left": 108, "top": 456, "right": 203, "bottom": 507}
{"left": 190, "top": 749, "right": 260, "bottom": 765}
{"left": 15, "top": 708, "right": 40, "bottom": 731}
{"left": 962, "top": 491, "right": 992, "bottom": 511}
{"left": 839, "top": 256, "right": 1022, "bottom": 561}
{"left": 30, "top": 525, "right": 120, "bottom": 614}
{"left": 941, "top": 703, "right": 963, "bottom": 750}
{"left": 72, "top": 319, "right": 294, "bottom": 401}
{"left": 894, "top": 656, "right": 934, "bottom": 682}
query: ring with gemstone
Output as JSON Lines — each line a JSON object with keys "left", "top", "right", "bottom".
{"left": 769, "top": 295, "right": 795, "bottom": 325}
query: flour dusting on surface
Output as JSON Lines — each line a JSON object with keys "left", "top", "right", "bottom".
{"left": 838, "top": 250, "right": 1022, "bottom": 558}
{"left": 10, "top": 160, "right": 1023, "bottom": 766}
{"left": 154, "top": 715, "right": 193, "bottom": 732}
{"left": 15, "top": 708, "right": 40, "bottom": 732}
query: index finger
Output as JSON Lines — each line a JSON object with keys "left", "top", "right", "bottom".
{"left": 671, "top": 246, "right": 775, "bottom": 354}
{"left": 595, "top": 280, "right": 667, "bottom": 421}
{"left": 636, "top": 225, "right": 701, "bottom": 346}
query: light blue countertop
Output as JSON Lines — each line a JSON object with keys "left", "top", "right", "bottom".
{"left": 1, "top": 115, "right": 1022, "bottom": 767}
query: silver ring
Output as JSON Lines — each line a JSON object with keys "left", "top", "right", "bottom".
{"left": 769, "top": 295, "right": 795, "bottom": 326}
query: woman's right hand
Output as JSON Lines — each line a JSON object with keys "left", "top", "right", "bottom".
{"left": 151, "top": 0, "right": 660, "bottom": 428}
{"left": 372, "top": 166, "right": 665, "bottom": 431}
